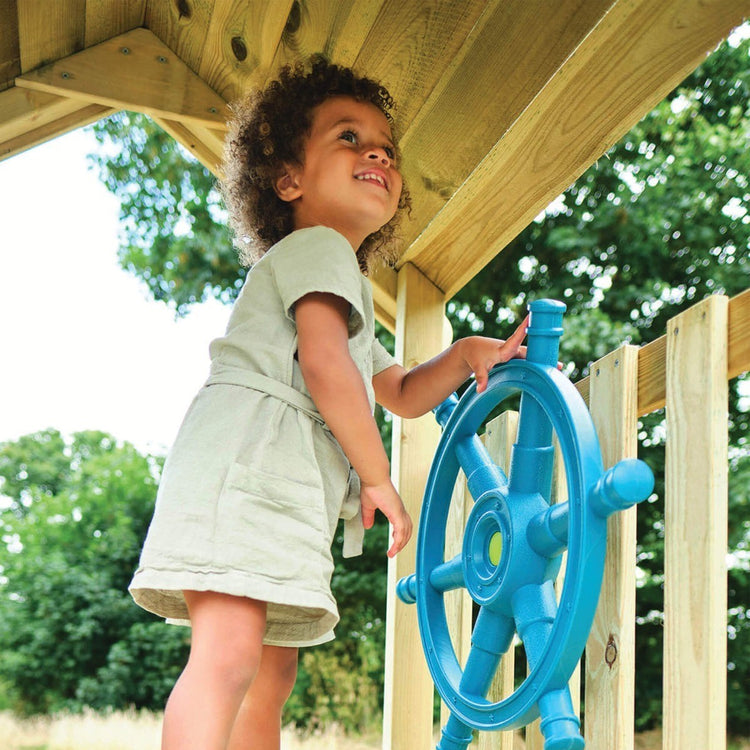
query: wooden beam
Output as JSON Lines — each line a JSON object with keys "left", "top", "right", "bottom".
{"left": 396, "top": 0, "right": 614, "bottom": 251}
{"left": 0, "top": 86, "right": 113, "bottom": 162}
{"left": 15, "top": 28, "right": 229, "bottom": 129}
{"left": 575, "top": 288, "right": 750, "bottom": 415}
{"left": 383, "top": 262, "right": 445, "bottom": 750}
{"left": 399, "top": 0, "right": 750, "bottom": 298}
{"left": 663, "top": 295, "right": 728, "bottom": 750}
{"left": 371, "top": 264, "right": 398, "bottom": 333}
{"left": 151, "top": 116, "right": 225, "bottom": 176}
{"left": 585, "top": 346, "right": 640, "bottom": 750}
{"left": 0, "top": 0, "right": 20, "bottom": 91}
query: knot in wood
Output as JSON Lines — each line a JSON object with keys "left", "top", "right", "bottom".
{"left": 231, "top": 36, "right": 248, "bottom": 62}
{"left": 284, "top": 2, "right": 302, "bottom": 35}
{"left": 605, "top": 634, "right": 618, "bottom": 669}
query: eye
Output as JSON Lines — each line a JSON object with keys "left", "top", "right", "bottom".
{"left": 339, "top": 129, "right": 358, "bottom": 144}
{"left": 384, "top": 145, "right": 396, "bottom": 160}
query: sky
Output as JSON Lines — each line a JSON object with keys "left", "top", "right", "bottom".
{"left": 0, "top": 128, "right": 232, "bottom": 456}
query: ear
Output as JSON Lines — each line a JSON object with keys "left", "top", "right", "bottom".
{"left": 274, "top": 166, "right": 303, "bottom": 202}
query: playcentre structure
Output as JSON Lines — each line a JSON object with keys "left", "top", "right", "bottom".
{"left": 1, "top": 2, "right": 749, "bottom": 749}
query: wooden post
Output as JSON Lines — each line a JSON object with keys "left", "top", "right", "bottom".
{"left": 584, "top": 345, "right": 640, "bottom": 749}
{"left": 383, "top": 262, "right": 445, "bottom": 750}
{"left": 663, "top": 296, "right": 729, "bottom": 750}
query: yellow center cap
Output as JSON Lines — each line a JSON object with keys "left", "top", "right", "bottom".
{"left": 488, "top": 532, "right": 503, "bottom": 566}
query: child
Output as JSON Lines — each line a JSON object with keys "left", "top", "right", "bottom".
{"left": 129, "top": 56, "right": 528, "bottom": 750}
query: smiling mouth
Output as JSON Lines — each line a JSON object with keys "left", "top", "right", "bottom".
{"left": 356, "top": 173, "right": 388, "bottom": 190}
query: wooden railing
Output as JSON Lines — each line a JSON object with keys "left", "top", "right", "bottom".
{"left": 442, "top": 289, "right": 750, "bottom": 750}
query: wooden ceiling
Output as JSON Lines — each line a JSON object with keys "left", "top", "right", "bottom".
{"left": 1, "top": 0, "right": 748, "bottom": 330}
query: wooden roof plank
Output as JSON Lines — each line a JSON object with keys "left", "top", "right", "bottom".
{"left": 84, "top": 0, "right": 146, "bottom": 47}
{"left": 197, "top": 0, "right": 295, "bottom": 101}
{"left": 353, "top": 0, "right": 490, "bottom": 127}
{"left": 15, "top": 28, "right": 230, "bottom": 129}
{"left": 400, "top": 0, "right": 750, "bottom": 299}
{"left": 0, "top": 100, "right": 114, "bottom": 162}
{"left": 396, "top": 0, "right": 615, "bottom": 249}
{"left": 17, "top": 0, "right": 86, "bottom": 72}
{"left": 266, "top": 0, "right": 374, "bottom": 77}
{"left": 144, "top": 0, "right": 216, "bottom": 77}
{"left": 0, "top": 0, "right": 20, "bottom": 91}
{"left": 327, "top": 0, "right": 388, "bottom": 68}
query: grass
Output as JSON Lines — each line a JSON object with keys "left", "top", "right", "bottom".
{"left": 1, "top": 711, "right": 748, "bottom": 750}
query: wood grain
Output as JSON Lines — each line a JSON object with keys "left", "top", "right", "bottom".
{"left": 396, "top": 0, "right": 614, "bottom": 252}
{"left": 15, "top": 28, "right": 229, "bottom": 128}
{"left": 585, "top": 346, "right": 640, "bottom": 750}
{"left": 0, "top": 0, "right": 20, "bottom": 91}
{"left": 400, "top": 0, "right": 750, "bottom": 298}
{"left": 383, "top": 262, "right": 446, "bottom": 750}
{"left": 663, "top": 295, "right": 729, "bottom": 750}
{"left": 17, "top": 0, "right": 86, "bottom": 72}
{"left": 144, "top": 0, "right": 215, "bottom": 77}
{"left": 198, "top": 0, "right": 294, "bottom": 101}
{"left": 84, "top": 0, "right": 145, "bottom": 47}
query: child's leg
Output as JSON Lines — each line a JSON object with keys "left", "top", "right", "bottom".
{"left": 162, "top": 590, "right": 267, "bottom": 750}
{"left": 228, "top": 644, "right": 299, "bottom": 750}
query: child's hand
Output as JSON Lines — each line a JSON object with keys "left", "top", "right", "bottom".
{"left": 459, "top": 315, "right": 529, "bottom": 393}
{"left": 360, "top": 480, "right": 413, "bottom": 558}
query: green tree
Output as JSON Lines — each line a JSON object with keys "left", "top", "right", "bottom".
{"left": 0, "top": 430, "right": 189, "bottom": 714}
{"left": 88, "top": 34, "right": 750, "bottom": 733}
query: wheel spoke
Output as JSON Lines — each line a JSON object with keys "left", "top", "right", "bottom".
{"left": 429, "top": 553, "right": 466, "bottom": 593}
{"left": 512, "top": 580, "right": 557, "bottom": 670}
{"left": 507, "top": 393, "right": 555, "bottom": 500}
{"left": 459, "top": 607, "right": 515, "bottom": 699}
{"left": 453, "top": 433, "right": 509, "bottom": 501}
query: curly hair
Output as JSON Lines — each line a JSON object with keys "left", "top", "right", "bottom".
{"left": 219, "top": 56, "right": 410, "bottom": 273}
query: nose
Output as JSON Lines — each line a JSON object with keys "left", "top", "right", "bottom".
{"left": 365, "top": 146, "right": 391, "bottom": 166}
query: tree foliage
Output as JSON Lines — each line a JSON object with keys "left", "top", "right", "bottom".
{"left": 22, "top": 31, "right": 743, "bottom": 735}
{"left": 0, "top": 431, "right": 189, "bottom": 714}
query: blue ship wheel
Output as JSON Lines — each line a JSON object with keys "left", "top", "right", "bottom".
{"left": 396, "top": 300, "right": 653, "bottom": 750}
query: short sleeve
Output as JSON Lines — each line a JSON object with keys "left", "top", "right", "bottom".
{"left": 372, "top": 338, "right": 398, "bottom": 375}
{"left": 270, "top": 227, "right": 365, "bottom": 335}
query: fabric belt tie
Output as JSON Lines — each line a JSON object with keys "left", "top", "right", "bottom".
{"left": 204, "top": 367, "right": 364, "bottom": 557}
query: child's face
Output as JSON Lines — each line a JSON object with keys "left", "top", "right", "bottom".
{"left": 276, "top": 96, "right": 403, "bottom": 251}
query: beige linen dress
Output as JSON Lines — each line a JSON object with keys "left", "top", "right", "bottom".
{"left": 129, "top": 226, "right": 397, "bottom": 647}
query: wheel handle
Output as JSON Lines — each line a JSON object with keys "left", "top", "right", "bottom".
{"left": 397, "top": 299, "right": 653, "bottom": 750}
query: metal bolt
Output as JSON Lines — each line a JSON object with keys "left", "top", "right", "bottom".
{"left": 208, "top": 107, "right": 218, "bottom": 114}
{"left": 157, "top": 55, "right": 167, "bottom": 63}
{"left": 121, "top": 47, "right": 130, "bottom": 55}
{"left": 61, "top": 71, "right": 70, "bottom": 79}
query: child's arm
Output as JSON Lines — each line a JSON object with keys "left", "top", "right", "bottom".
{"left": 373, "top": 317, "right": 529, "bottom": 419}
{"left": 295, "top": 292, "right": 412, "bottom": 558}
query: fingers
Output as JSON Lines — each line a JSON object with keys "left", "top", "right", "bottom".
{"left": 475, "top": 367, "right": 489, "bottom": 393}
{"left": 387, "top": 512, "right": 413, "bottom": 558}
{"left": 361, "top": 504, "right": 375, "bottom": 530}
